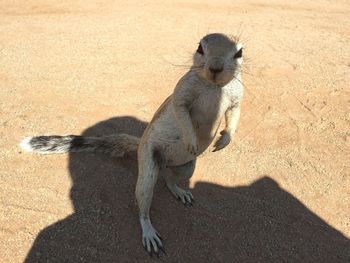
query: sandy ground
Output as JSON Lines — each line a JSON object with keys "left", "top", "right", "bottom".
{"left": 1, "top": 0, "right": 349, "bottom": 262}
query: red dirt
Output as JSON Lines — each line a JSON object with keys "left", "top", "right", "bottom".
{"left": 1, "top": 0, "right": 349, "bottom": 262}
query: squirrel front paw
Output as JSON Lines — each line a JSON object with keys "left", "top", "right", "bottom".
{"left": 183, "top": 135, "right": 198, "bottom": 155}
{"left": 213, "top": 130, "right": 231, "bottom": 152}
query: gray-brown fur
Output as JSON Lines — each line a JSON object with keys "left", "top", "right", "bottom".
{"left": 135, "top": 33, "right": 243, "bottom": 256}
{"left": 20, "top": 33, "right": 244, "bottom": 257}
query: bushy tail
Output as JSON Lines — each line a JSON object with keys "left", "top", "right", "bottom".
{"left": 20, "top": 134, "right": 140, "bottom": 157}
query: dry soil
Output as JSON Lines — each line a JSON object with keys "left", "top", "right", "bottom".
{"left": 0, "top": 0, "right": 349, "bottom": 262}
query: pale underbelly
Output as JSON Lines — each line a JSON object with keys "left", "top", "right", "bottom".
{"left": 150, "top": 103, "right": 223, "bottom": 167}
{"left": 159, "top": 123, "right": 220, "bottom": 167}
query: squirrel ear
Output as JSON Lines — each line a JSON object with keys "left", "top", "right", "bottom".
{"left": 196, "top": 43, "right": 204, "bottom": 55}
{"left": 234, "top": 48, "right": 243, "bottom": 59}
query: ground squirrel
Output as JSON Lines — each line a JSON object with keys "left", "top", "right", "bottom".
{"left": 20, "top": 33, "right": 244, "bottom": 256}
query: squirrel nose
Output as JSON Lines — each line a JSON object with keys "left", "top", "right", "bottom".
{"left": 209, "top": 66, "right": 223, "bottom": 74}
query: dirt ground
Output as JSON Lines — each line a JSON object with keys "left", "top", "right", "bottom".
{"left": 1, "top": 0, "right": 349, "bottom": 262}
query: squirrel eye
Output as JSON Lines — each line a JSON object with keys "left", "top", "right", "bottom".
{"left": 234, "top": 48, "right": 243, "bottom": 59}
{"left": 197, "top": 43, "right": 204, "bottom": 55}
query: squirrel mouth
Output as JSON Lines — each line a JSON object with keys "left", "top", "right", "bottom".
{"left": 210, "top": 73, "right": 221, "bottom": 84}
{"left": 209, "top": 72, "right": 218, "bottom": 82}
{"left": 204, "top": 71, "right": 224, "bottom": 85}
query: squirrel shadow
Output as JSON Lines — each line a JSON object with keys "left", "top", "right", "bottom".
{"left": 25, "top": 116, "right": 350, "bottom": 262}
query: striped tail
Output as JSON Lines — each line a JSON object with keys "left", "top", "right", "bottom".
{"left": 20, "top": 134, "right": 140, "bottom": 157}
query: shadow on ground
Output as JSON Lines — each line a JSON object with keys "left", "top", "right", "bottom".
{"left": 25, "top": 116, "right": 350, "bottom": 262}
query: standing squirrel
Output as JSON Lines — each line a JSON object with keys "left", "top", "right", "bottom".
{"left": 20, "top": 33, "right": 244, "bottom": 256}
